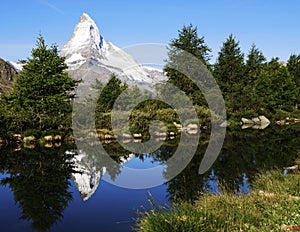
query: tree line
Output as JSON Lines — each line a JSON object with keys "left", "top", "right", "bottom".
{"left": 166, "top": 24, "right": 300, "bottom": 123}
{"left": 1, "top": 25, "right": 300, "bottom": 139}
{"left": 99, "top": 24, "right": 300, "bottom": 132}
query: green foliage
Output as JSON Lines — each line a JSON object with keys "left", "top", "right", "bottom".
{"left": 227, "top": 109, "right": 257, "bottom": 123}
{"left": 210, "top": 34, "right": 300, "bottom": 119}
{"left": 94, "top": 75, "right": 128, "bottom": 130}
{"left": 253, "top": 171, "right": 300, "bottom": 197}
{"left": 287, "top": 54, "right": 300, "bottom": 105}
{"left": 0, "top": 99, "right": 35, "bottom": 135}
{"left": 96, "top": 74, "right": 127, "bottom": 113}
{"left": 5, "top": 35, "right": 79, "bottom": 132}
{"left": 0, "top": 99, "right": 10, "bottom": 138}
{"left": 136, "top": 171, "right": 300, "bottom": 232}
{"left": 164, "top": 24, "right": 211, "bottom": 106}
{"left": 127, "top": 99, "right": 199, "bottom": 135}
{"left": 23, "top": 129, "right": 41, "bottom": 138}
{"left": 156, "top": 108, "right": 178, "bottom": 123}
{"left": 0, "top": 145, "right": 75, "bottom": 232}
{"left": 167, "top": 24, "right": 211, "bottom": 66}
{"left": 2, "top": 29, "right": 300, "bottom": 136}
{"left": 213, "top": 34, "right": 245, "bottom": 112}
{"left": 255, "top": 58, "right": 297, "bottom": 112}
{"left": 245, "top": 44, "right": 266, "bottom": 84}
{"left": 194, "top": 105, "right": 211, "bottom": 126}
{"left": 287, "top": 54, "right": 300, "bottom": 87}
{"left": 96, "top": 112, "right": 112, "bottom": 130}
{"left": 95, "top": 82, "right": 182, "bottom": 135}
{"left": 41, "top": 129, "right": 61, "bottom": 137}
{"left": 238, "top": 45, "right": 267, "bottom": 112}
{"left": 214, "top": 34, "right": 244, "bottom": 89}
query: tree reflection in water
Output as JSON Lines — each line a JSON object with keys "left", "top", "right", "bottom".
{"left": 0, "top": 145, "right": 76, "bottom": 232}
{"left": 0, "top": 125, "right": 299, "bottom": 231}
{"left": 150, "top": 125, "right": 300, "bottom": 202}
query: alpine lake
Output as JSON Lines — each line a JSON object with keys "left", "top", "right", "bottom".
{"left": 0, "top": 124, "right": 300, "bottom": 232}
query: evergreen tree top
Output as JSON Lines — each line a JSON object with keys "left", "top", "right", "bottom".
{"left": 8, "top": 35, "right": 79, "bottom": 120}
{"left": 168, "top": 24, "right": 211, "bottom": 66}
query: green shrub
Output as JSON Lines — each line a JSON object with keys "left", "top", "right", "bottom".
{"left": 228, "top": 109, "right": 257, "bottom": 123}
{"left": 23, "top": 129, "right": 40, "bottom": 138}
{"left": 96, "top": 112, "right": 112, "bottom": 130}
{"left": 41, "top": 129, "right": 60, "bottom": 137}
{"left": 272, "top": 109, "right": 291, "bottom": 121}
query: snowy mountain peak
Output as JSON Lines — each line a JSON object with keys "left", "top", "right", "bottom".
{"left": 80, "top": 12, "right": 93, "bottom": 22}
{"left": 68, "top": 150, "right": 106, "bottom": 201}
{"left": 61, "top": 13, "right": 107, "bottom": 67}
{"left": 61, "top": 13, "right": 166, "bottom": 89}
{"left": 69, "top": 150, "right": 135, "bottom": 201}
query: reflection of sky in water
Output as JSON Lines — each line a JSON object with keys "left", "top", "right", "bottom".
{"left": 103, "top": 156, "right": 168, "bottom": 189}
{"left": 203, "top": 170, "right": 251, "bottom": 194}
{"left": 122, "top": 155, "right": 163, "bottom": 169}
{"left": 0, "top": 172, "right": 168, "bottom": 232}
{"left": 238, "top": 173, "right": 251, "bottom": 195}
{"left": 51, "top": 179, "right": 168, "bottom": 232}
{"left": 203, "top": 170, "right": 221, "bottom": 193}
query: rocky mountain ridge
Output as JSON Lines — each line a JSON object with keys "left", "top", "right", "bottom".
{"left": 0, "top": 58, "right": 17, "bottom": 94}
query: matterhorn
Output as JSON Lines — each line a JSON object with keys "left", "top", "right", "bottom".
{"left": 67, "top": 149, "right": 134, "bottom": 201}
{"left": 61, "top": 13, "right": 165, "bottom": 89}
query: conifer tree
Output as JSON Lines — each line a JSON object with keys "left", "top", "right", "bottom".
{"left": 94, "top": 74, "right": 127, "bottom": 130}
{"left": 7, "top": 35, "right": 79, "bottom": 131}
{"left": 287, "top": 54, "right": 300, "bottom": 106}
{"left": 287, "top": 54, "right": 300, "bottom": 86}
{"left": 168, "top": 24, "right": 211, "bottom": 66}
{"left": 213, "top": 34, "right": 245, "bottom": 111}
{"left": 164, "top": 24, "right": 211, "bottom": 106}
{"left": 242, "top": 44, "right": 266, "bottom": 111}
{"left": 245, "top": 44, "right": 266, "bottom": 84}
{"left": 255, "top": 58, "right": 297, "bottom": 112}
{"left": 96, "top": 74, "right": 127, "bottom": 113}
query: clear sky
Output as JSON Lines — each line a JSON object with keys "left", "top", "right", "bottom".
{"left": 1, "top": 0, "right": 300, "bottom": 62}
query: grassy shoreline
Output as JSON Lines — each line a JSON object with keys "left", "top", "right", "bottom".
{"left": 135, "top": 169, "right": 300, "bottom": 232}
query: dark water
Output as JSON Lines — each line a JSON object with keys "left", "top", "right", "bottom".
{"left": 0, "top": 125, "right": 299, "bottom": 232}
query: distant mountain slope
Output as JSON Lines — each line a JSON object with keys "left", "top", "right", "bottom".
{"left": 0, "top": 58, "right": 17, "bottom": 94}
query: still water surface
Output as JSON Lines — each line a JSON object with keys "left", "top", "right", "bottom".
{"left": 0, "top": 125, "right": 299, "bottom": 232}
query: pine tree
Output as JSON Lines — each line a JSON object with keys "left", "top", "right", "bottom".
{"left": 255, "top": 58, "right": 297, "bottom": 112}
{"left": 164, "top": 24, "right": 212, "bottom": 106}
{"left": 96, "top": 74, "right": 127, "bottom": 113}
{"left": 245, "top": 44, "right": 266, "bottom": 84}
{"left": 168, "top": 24, "right": 211, "bottom": 66}
{"left": 242, "top": 44, "right": 266, "bottom": 111}
{"left": 287, "top": 54, "right": 300, "bottom": 106}
{"left": 7, "top": 35, "right": 79, "bottom": 131}
{"left": 287, "top": 54, "right": 300, "bottom": 86}
{"left": 213, "top": 34, "right": 245, "bottom": 111}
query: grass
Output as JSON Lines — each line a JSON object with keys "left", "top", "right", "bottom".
{"left": 135, "top": 170, "right": 300, "bottom": 232}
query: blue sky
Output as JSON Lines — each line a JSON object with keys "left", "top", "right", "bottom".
{"left": 1, "top": 0, "right": 300, "bottom": 62}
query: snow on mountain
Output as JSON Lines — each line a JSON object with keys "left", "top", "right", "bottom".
{"left": 61, "top": 13, "right": 166, "bottom": 89}
{"left": 143, "top": 66, "right": 167, "bottom": 83}
{"left": 61, "top": 13, "right": 107, "bottom": 66}
{"left": 8, "top": 61, "right": 23, "bottom": 73}
{"left": 68, "top": 149, "right": 134, "bottom": 201}
{"left": 67, "top": 150, "right": 104, "bottom": 201}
